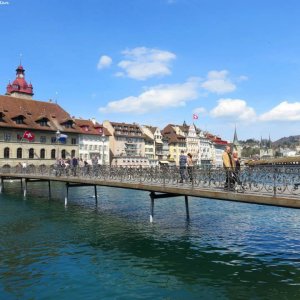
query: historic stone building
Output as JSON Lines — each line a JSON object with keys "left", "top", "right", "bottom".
{"left": 0, "top": 65, "right": 80, "bottom": 167}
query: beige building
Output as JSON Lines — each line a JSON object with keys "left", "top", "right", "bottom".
{"left": 103, "top": 121, "right": 149, "bottom": 167}
{"left": 162, "top": 124, "right": 186, "bottom": 166}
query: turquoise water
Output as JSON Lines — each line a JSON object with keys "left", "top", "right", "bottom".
{"left": 1, "top": 182, "right": 300, "bottom": 299}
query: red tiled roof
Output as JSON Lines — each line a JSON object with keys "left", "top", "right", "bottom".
{"left": 0, "top": 95, "right": 80, "bottom": 133}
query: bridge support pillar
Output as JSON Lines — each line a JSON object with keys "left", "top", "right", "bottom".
{"left": 48, "top": 181, "right": 51, "bottom": 199}
{"left": 185, "top": 195, "right": 190, "bottom": 220}
{"left": 150, "top": 192, "right": 155, "bottom": 223}
{"left": 65, "top": 183, "right": 69, "bottom": 206}
{"left": 0, "top": 177, "right": 3, "bottom": 193}
{"left": 149, "top": 192, "right": 188, "bottom": 223}
{"left": 23, "top": 179, "right": 27, "bottom": 198}
{"left": 94, "top": 185, "right": 98, "bottom": 205}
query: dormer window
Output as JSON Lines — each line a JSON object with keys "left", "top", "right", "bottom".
{"left": 0, "top": 112, "right": 5, "bottom": 122}
{"left": 12, "top": 115, "right": 25, "bottom": 125}
{"left": 36, "top": 117, "right": 49, "bottom": 127}
{"left": 62, "top": 120, "right": 74, "bottom": 128}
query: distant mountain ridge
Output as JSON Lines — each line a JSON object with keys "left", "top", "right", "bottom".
{"left": 273, "top": 135, "right": 300, "bottom": 147}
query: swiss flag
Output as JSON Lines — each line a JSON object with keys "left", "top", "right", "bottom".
{"left": 193, "top": 113, "right": 198, "bottom": 120}
{"left": 23, "top": 131, "right": 35, "bottom": 141}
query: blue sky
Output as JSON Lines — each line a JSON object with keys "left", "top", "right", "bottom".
{"left": 1, "top": 0, "right": 300, "bottom": 141}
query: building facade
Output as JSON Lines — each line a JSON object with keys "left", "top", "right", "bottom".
{"left": 76, "top": 118, "right": 110, "bottom": 165}
{"left": 103, "top": 121, "right": 149, "bottom": 167}
{"left": 0, "top": 65, "right": 80, "bottom": 167}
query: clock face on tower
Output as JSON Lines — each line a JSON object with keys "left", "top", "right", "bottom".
{"left": 18, "top": 74, "right": 24, "bottom": 78}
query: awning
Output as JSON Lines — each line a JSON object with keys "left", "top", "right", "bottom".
{"left": 159, "top": 160, "right": 169, "bottom": 164}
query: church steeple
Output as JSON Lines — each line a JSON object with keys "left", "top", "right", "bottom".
{"left": 6, "top": 64, "right": 34, "bottom": 99}
{"left": 233, "top": 125, "right": 239, "bottom": 144}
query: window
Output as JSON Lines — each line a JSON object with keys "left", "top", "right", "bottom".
{"left": 71, "top": 138, "right": 77, "bottom": 145}
{"left": 64, "top": 121, "right": 73, "bottom": 128}
{"left": 0, "top": 112, "right": 4, "bottom": 122}
{"left": 39, "top": 118, "right": 48, "bottom": 126}
{"left": 40, "top": 136, "right": 46, "bottom": 143}
{"left": 4, "top": 133, "right": 11, "bottom": 141}
{"left": 71, "top": 150, "right": 76, "bottom": 157}
{"left": 17, "top": 134, "right": 22, "bottom": 141}
{"left": 15, "top": 116, "right": 25, "bottom": 124}
{"left": 17, "top": 148, "right": 22, "bottom": 159}
{"left": 29, "top": 148, "right": 34, "bottom": 159}
{"left": 51, "top": 149, "right": 56, "bottom": 159}
{"left": 51, "top": 137, "right": 56, "bottom": 143}
{"left": 61, "top": 149, "right": 66, "bottom": 159}
{"left": 4, "top": 147, "right": 9, "bottom": 158}
{"left": 40, "top": 149, "right": 45, "bottom": 159}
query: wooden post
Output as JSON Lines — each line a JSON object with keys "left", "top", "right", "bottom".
{"left": 185, "top": 195, "right": 190, "bottom": 220}
{"left": 94, "top": 185, "right": 98, "bottom": 205}
{"left": 0, "top": 177, "right": 3, "bottom": 193}
{"left": 20, "top": 178, "right": 23, "bottom": 190}
{"left": 150, "top": 192, "right": 155, "bottom": 223}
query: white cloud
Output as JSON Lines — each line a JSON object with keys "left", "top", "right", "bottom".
{"left": 99, "top": 78, "right": 200, "bottom": 114}
{"left": 201, "top": 70, "right": 236, "bottom": 94}
{"left": 259, "top": 101, "right": 300, "bottom": 121}
{"left": 210, "top": 98, "right": 256, "bottom": 121}
{"left": 97, "top": 55, "right": 112, "bottom": 69}
{"left": 117, "top": 47, "right": 176, "bottom": 80}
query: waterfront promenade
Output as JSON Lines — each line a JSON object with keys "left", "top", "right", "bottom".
{"left": 1, "top": 164, "right": 300, "bottom": 222}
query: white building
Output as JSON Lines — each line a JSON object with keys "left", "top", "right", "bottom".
{"left": 198, "top": 130, "right": 213, "bottom": 166}
{"left": 76, "top": 118, "right": 110, "bottom": 165}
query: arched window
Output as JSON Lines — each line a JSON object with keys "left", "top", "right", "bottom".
{"left": 4, "top": 147, "right": 9, "bottom": 158}
{"left": 29, "top": 148, "right": 34, "bottom": 159}
{"left": 40, "top": 149, "right": 45, "bottom": 159}
{"left": 51, "top": 149, "right": 56, "bottom": 159}
{"left": 17, "top": 147, "right": 22, "bottom": 159}
{"left": 61, "top": 149, "right": 66, "bottom": 159}
{"left": 71, "top": 150, "right": 76, "bottom": 158}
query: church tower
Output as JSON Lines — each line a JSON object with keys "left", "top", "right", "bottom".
{"left": 6, "top": 65, "right": 34, "bottom": 99}
{"left": 232, "top": 126, "right": 242, "bottom": 157}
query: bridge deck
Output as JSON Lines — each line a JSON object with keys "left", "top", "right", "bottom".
{"left": 1, "top": 172, "right": 300, "bottom": 209}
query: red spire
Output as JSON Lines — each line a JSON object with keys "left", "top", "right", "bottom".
{"left": 6, "top": 64, "right": 34, "bottom": 97}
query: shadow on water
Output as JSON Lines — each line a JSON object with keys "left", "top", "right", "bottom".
{"left": 1, "top": 181, "right": 300, "bottom": 299}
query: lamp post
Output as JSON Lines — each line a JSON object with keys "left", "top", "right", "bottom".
{"left": 101, "top": 132, "right": 105, "bottom": 165}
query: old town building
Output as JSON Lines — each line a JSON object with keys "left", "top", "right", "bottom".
{"left": 0, "top": 65, "right": 79, "bottom": 167}
{"left": 103, "top": 120, "right": 149, "bottom": 167}
{"left": 161, "top": 124, "right": 186, "bottom": 166}
{"left": 75, "top": 118, "right": 110, "bottom": 164}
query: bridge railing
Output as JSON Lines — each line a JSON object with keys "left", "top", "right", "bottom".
{"left": 1, "top": 164, "right": 300, "bottom": 197}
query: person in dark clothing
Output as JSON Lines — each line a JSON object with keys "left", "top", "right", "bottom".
{"left": 179, "top": 150, "right": 187, "bottom": 183}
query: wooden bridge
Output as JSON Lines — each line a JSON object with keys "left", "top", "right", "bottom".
{"left": 1, "top": 164, "right": 300, "bottom": 222}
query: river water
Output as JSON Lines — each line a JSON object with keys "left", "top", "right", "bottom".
{"left": 0, "top": 181, "right": 300, "bottom": 299}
